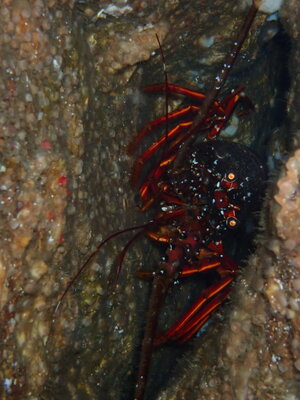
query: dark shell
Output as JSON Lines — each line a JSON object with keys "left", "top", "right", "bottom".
{"left": 167, "top": 140, "right": 266, "bottom": 244}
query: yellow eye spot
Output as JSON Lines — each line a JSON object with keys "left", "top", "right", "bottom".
{"left": 227, "top": 217, "right": 238, "bottom": 228}
{"left": 229, "top": 219, "right": 236, "bottom": 227}
{"left": 227, "top": 172, "right": 236, "bottom": 181}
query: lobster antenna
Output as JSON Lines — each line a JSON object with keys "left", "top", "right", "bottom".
{"left": 55, "top": 37, "right": 170, "bottom": 313}
{"left": 155, "top": 33, "right": 170, "bottom": 164}
{"left": 55, "top": 222, "right": 151, "bottom": 313}
{"left": 174, "top": 0, "right": 259, "bottom": 166}
{"left": 114, "top": 229, "right": 145, "bottom": 283}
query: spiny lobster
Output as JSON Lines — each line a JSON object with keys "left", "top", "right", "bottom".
{"left": 54, "top": 2, "right": 266, "bottom": 399}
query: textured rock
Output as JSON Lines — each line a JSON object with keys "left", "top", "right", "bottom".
{"left": 0, "top": 0, "right": 298, "bottom": 399}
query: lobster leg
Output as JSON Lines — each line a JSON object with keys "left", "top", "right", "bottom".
{"left": 132, "top": 87, "right": 248, "bottom": 189}
{"left": 143, "top": 83, "right": 206, "bottom": 100}
{"left": 128, "top": 86, "right": 227, "bottom": 157}
{"left": 136, "top": 258, "right": 222, "bottom": 280}
{"left": 131, "top": 121, "right": 193, "bottom": 186}
{"left": 128, "top": 105, "right": 201, "bottom": 155}
{"left": 134, "top": 256, "right": 236, "bottom": 399}
{"left": 174, "top": 287, "right": 231, "bottom": 343}
{"left": 205, "top": 86, "right": 244, "bottom": 140}
{"left": 180, "top": 259, "right": 222, "bottom": 276}
{"left": 138, "top": 164, "right": 180, "bottom": 209}
{"left": 154, "top": 274, "right": 234, "bottom": 346}
{"left": 143, "top": 83, "right": 224, "bottom": 112}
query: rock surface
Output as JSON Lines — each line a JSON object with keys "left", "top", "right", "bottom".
{"left": 0, "top": 0, "right": 299, "bottom": 399}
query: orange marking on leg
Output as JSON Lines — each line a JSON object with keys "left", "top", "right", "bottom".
{"left": 180, "top": 260, "right": 221, "bottom": 277}
{"left": 155, "top": 275, "right": 234, "bottom": 345}
{"left": 178, "top": 288, "right": 231, "bottom": 342}
{"left": 127, "top": 104, "right": 200, "bottom": 155}
{"left": 131, "top": 122, "right": 192, "bottom": 186}
{"left": 143, "top": 83, "right": 207, "bottom": 101}
{"left": 146, "top": 231, "right": 172, "bottom": 243}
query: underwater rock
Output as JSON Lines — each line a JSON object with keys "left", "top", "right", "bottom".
{"left": 0, "top": 0, "right": 298, "bottom": 399}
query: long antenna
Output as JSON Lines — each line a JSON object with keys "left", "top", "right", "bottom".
{"left": 174, "top": 0, "right": 259, "bottom": 166}
{"left": 134, "top": 35, "right": 172, "bottom": 400}
{"left": 55, "top": 222, "right": 151, "bottom": 313}
{"left": 153, "top": 33, "right": 172, "bottom": 176}
{"left": 155, "top": 33, "right": 169, "bottom": 143}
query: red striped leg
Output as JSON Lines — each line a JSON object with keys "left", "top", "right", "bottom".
{"left": 127, "top": 105, "right": 200, "bottom": 155}
{"left": 205, "top": 87, "right": 245, "bottom": 140}
{"left": 154, "top": 275, "right": 234, "bottom": 346}
{"left": 138, "top": 155, "right": 177, "bottom": 207}
{"left": 136, "top": 109, "right": 228, "bottom": 193}
{"left": 143, "top": 83, "right": 227, "bottom": 118}
{"left": 136, "top": 110, "right": 220, "bottom": 199}
{"left": 220, "top": 86, "right": 244, "bottom": 106}
{"left": 180, "top": 259, "right": 222, "bottom": 277}
{"left": 180, "top": 255, "right": 238, "bottom": 277}
{"left": 131, "top": 121, "right": 192, "bottom": 186}
{"left": 129, "top": 83, "right": 227, "bottom": 157}
{"left": 175, "top": 287, "right": 231, "bottom": 343}
{"left": 143, "top": 83, "right": 207, "bottom": 101}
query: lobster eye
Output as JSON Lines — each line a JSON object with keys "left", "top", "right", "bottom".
{"left": 226, "top": 216, "right": 239, "bottom": 228}
{"left": 226, "top": 172, "right": 236, "bottom": 182}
